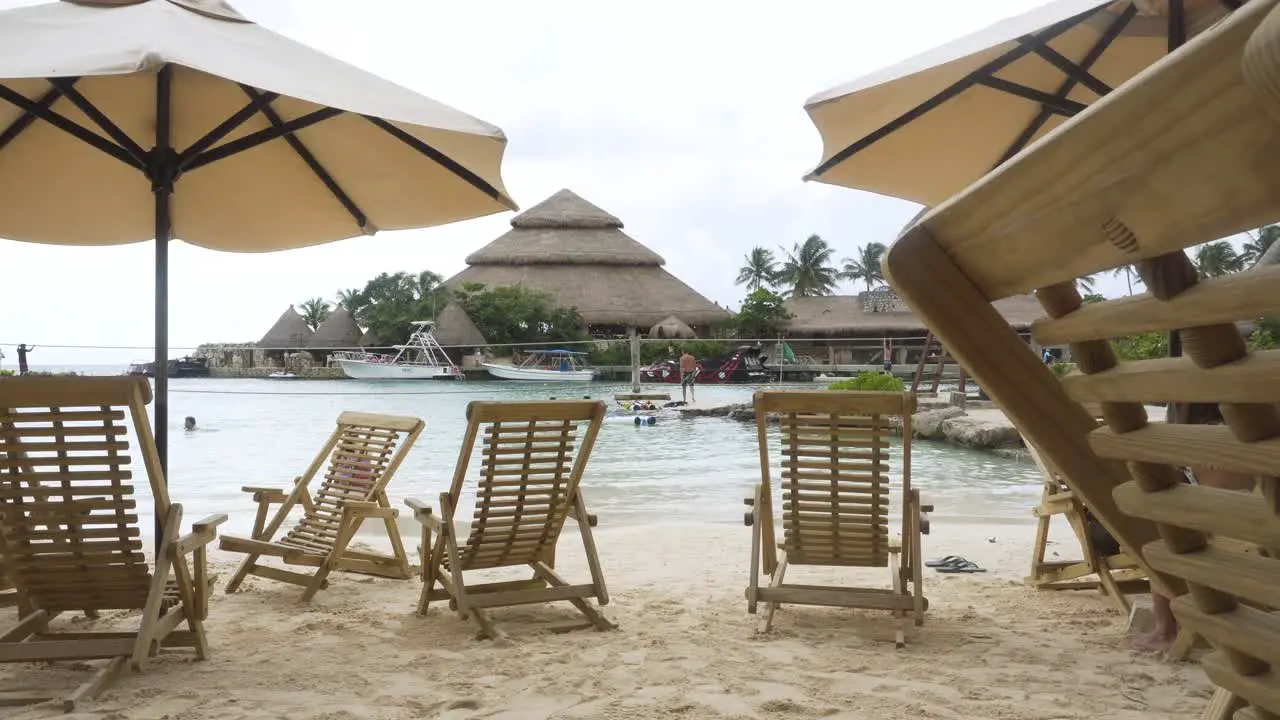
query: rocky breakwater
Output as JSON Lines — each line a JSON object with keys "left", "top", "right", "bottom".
{"left": 678, "top": 397, "right": 1026, "bottom": 454}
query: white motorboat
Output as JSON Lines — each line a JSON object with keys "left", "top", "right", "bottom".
{"left": 332, "top": 321, "right": 461, "bottom": 380}
{"left": 483, "top": 349, "right": 596, "bottom": 382}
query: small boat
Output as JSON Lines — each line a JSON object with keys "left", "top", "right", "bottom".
{"left": 123, "top": 356, "right": 209, "bottom": 378}
{"left": 641, "top": 345, "right": 772, "bottom": 385}
{"left": 331, "top": 321, "right": 461, "bottom": 380}
{"left": 484, "top": 349, "right": 596, "bottom": 382}
{"left": 266, "top": 371, "right": 299, "bottom": 379}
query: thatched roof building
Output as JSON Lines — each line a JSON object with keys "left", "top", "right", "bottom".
{"left": 309, "top": 307, "right": 363, "bottom": 349}
{"left": 783, "top": 289, "right": 1045, "bottom": 337}
{"left": 434, "top": 302, "right": 487, "bottom": 348}
{"left": 259, "top": 305, "right": 314, "bottom": 348}
{"left": 446, "top": 189, "right": 730, "bottom": 328}
{"left": 358, "top": 328, "right": 379, "bottom": 347}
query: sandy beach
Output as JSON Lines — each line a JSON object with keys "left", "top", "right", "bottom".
{"left": 2, "top": 520, "right": 1214, "bottom": 720}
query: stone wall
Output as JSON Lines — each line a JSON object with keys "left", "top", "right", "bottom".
{"left": 209, "top": 366, "right": 345, "bottom": 379}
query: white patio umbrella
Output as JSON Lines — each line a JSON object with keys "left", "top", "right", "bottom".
{"left": 803, "top": 0, "right": 1238, "bottom": 205}
{"left": 0, "top": 0, "right": 517, "bottom": 483}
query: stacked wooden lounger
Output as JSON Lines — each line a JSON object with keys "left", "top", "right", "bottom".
{"left": 883, "top": 3, "right": 1280, "bottom": 716}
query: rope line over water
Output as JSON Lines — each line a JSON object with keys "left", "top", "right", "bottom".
{"left": 0, "top": 334, "right": 938, "bottom": 352}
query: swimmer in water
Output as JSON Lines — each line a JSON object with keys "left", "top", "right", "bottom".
{"left": 184, "top": 416, "right": 197, "bottom": 432}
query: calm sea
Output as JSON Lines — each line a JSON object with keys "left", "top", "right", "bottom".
{"left": 13, "top": 368, "right": 1044, "bottom": 538}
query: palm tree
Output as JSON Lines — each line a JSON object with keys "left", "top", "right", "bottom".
{"left": 1194, "top": 241, "right": 1245, "bottom": 278}
{"left": 839, "top": 242, "right": 888, "bottom": 292}
{"left": 735, "top": 246, "right": 778, "bottom": 291}
{"left": 298, "top": 297, "right": 331, "bottom": 330}
{"left": 1075, "top": 275, "right": 1097, "bottom": 293}
{"left": 777, "top": 234, "right": 839, "bottom": 298}
{"left": 335, "top": 288, "right": 362, "bottom": 310}
{"left": 1110, "top": 265, "right": 1143, "bottom": 295}
{"left": 1242, "top": 225, "right": 1280, "bottom": 267}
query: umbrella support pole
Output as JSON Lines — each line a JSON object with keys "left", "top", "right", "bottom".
{"left": 151, "top": 64, "right": 175, "bottom": 547}
{"left": 628, "top": 327, "right": 641, "bottom": 393}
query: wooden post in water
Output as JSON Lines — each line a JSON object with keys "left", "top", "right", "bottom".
{"left": 629, "top": 327, "right": 641, "bottom": 393}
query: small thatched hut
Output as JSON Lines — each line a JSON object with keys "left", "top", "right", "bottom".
{"left": 445, "top": 189, "right": 729, "bottom": 333}
{"left": 308, "top": 307, "right": 363, "bottom": 362}
{"left": 650, "top": 315, "right": 696, "bottom": 340}
{"left": 782, "top": 289, "right": 1046, "bottom": 365}
{"left": 256, "top": 305, "right": 314, "bottom": 366}
{"left": 434, "top": 302, "right": 487, "bottom": 362}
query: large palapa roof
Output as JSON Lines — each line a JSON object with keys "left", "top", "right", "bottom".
{"left": 784, "top": 292, "right": 1045, "bottom": 337}
{"left": 449, "top": 189, "right": 729, "bottom": 327}
{"left": 258, "top": 305, "right": 314, "bottom": 347}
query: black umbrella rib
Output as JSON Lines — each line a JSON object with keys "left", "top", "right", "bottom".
{"left": 1020, "top": 42, "right": 1113, "bottom": 97}
{"left": 181, "top": 106, "right": 343, "bottom": 172}
{"left": 363, "top": 115, "right": 504, "bottom": 202}
{"left": 177, "top": 89, "right": 281, "bottom": 170}
{"left": 994, "top": 3, "right": 1137, "bottom": 168}
{"left": 0, "top": 81, "right": 71, "bottom": 153}
{"left": 809, "top": 3, "right": 1107, "bottom": 179}
{"left": 48, "top": 78, "right": 148, "bottom": 167}
{"left": 973, "top": 77, "right": 1086, "bottom": 116}
{"left": 0, "top": 82, "right": 142, "bottom": 170}
{"left": 239, "top": 85, "right": 368, "bottom": 232}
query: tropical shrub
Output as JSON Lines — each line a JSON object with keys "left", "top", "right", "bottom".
{"left": 828, "top": 372, "right": 904, "bottom": 392}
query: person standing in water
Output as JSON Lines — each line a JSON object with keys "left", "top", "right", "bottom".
{"left": 16, "top": 344, "right": 34, "bottom": 375}
{"left": 184, "top": 416, "right": 197, "bottom": 432}
{"left": 679, "top": 350, "right": 698, "bottom": 403}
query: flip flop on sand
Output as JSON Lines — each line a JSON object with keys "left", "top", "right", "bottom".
{"left": 936, "top": 559, "right": 987, "bottom": 574}
{"left": 924, "top": 555, "right": 966, "bottom": 568}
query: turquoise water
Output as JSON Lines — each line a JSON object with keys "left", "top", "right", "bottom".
{"left": 99, "top": 378, "right": 1045, "bottom": 538}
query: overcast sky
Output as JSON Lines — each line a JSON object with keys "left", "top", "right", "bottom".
{"left": 0, "top": 0, "right": 1157, "bottom": 367}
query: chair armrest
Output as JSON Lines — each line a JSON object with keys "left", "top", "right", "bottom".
{"left": 342, "top": 500, "right": 397, "bottom": 520}
{"left": 567, "top": 503, "right": 598, "bottom": 527}
{"left": 175, "top": 513, "right": 228, "bottom": 555}
{"left": 913, "top": 491, "right": 932, "bottom": 535}
{"left": 405, "top": 497, "right": 443, "bottom": 529}
{"left": 241, "top": 486, "right": 288, "bottom": 504}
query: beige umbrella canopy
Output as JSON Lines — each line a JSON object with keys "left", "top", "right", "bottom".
{"left": 649, "top": 315, "right": 697, "bottom": 340}
{"left": 804, "top": 0, "right": 1236, "bottom": 205}
{"left": 0, "top": 0, "right": 515, "bottom": 470}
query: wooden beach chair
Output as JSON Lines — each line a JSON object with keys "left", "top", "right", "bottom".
{"left": 221, "top": 412, "right": 423, "bottom": 602}
{"left": 744, "top": 390, "right": 930, "bottom": 646}
{"left": 0, "top": 376, "right": 225, "bottom": 710}
{"left": 882, "top": 3, "right": 1280, "bottom": 715}
{"left": 404, "top": 400, "right": 613, "bottom": 640}
{"left": 1024, "top": 441, "right": 1149, "bottom": 613}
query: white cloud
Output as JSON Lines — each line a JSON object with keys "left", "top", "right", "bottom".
{"left": 1, "top": 0, "right": 1165, "bottom": 366}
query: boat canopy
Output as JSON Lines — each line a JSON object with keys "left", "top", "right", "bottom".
{"left": 531, "top": 349, "right": 588, "bottom": 356}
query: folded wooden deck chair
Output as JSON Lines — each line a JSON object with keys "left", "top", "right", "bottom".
{"left": 0, "top": 376, "right": 226, "bottom": 710}
{"left": 745, "top": 390, "right": 930, "bottom": 646}
{"left": 882, "top": 4, "right": 1280, "bottom": 715}
{"left": 221, "top": 412, "right": 423, "bottom": 602}
{"left": 404, "top": 400, "right": 613, "bottom": 640}
{"left": 1025, "top": 441, "right": 1149, "bottom": 613}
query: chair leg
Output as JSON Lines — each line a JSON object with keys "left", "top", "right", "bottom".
{"left": 890, "top": 548, "right": 908, "bottom": 648}
{"left": 758, "top": 555, "right": 788, "bottom": 633}
{"left": 531, "top": 561, "right": 617, "bottom": 633}
{"left": 746, "top": 484, "right": 763, "bottom": 615}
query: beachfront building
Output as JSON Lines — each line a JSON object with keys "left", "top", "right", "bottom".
{"left": 780, "top": 288, "right": 1046, "bottom": 366}
{"left": 433, "top": 302, "right": 488, "bottom": 365}
{"left": 308, "top": 307, "right": 363, "bottom": 364}
{"left": 445, "top": 188, "right": 730, "bottom": 339}
{"left": 245, "top": 304, "right": 313, "bottom": 369}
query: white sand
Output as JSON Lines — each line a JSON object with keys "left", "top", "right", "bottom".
{"left": 2, "top": 521, "right": 1214, "bottom": 719}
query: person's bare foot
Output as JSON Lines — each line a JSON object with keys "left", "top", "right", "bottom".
{"left": 1129, "top": 629, "right": 1175, "bottom": 653}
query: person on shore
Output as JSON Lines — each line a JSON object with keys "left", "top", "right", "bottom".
{"left": 679, "top": 350, "right": 698, "bottom": 403}
{"left": 1130, "top": 402, "right": 1257, "bottom": 654}
{"left": 16, "top": 344, "right": 34, "bottom": 375}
